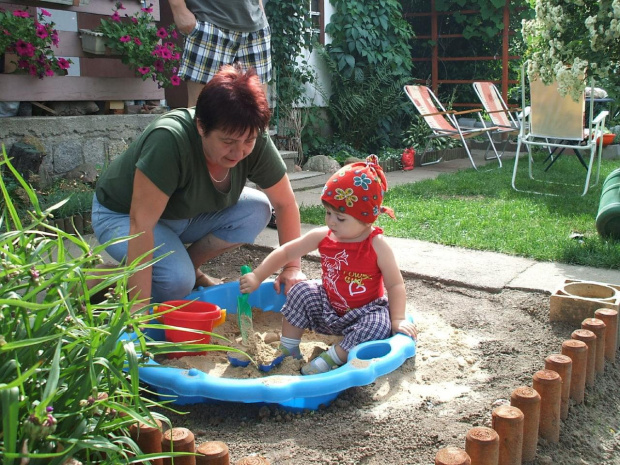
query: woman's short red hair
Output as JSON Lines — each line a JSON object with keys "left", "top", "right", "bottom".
{"left": 195, "top": 64, "right": 271, "bottom": 136}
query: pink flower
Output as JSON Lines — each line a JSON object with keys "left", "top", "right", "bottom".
{"left": 36, "top": 24, "right": 49, "bottom": 39}
{"left": 156, "top": 28, "right": 168, "bottom": 39}
{"left": 137, "top": 66, "right": 151, "bottom": 75}
{"left": 40, "top": 9, "right": 52, "bottom": 17}
{"left": 133, "top": 37, "right": 142, "bottom": 45}
{"left": 154, "top": 59, "right": 164, "bottom": 72}
{"left": 116, "top": 2, "right": 126, "bottom": 9}
{"left": 51, "top": 31, "right": 59, "bottom": 46}
{"left": 111, "top": 11, "right": 121, "bottom": 22}
{"left": 57, "top": 58, "right": 70, "bottom": 69}
{"left": 45, "top": 68, "right": 54, "bottom": 77}
{"left": 13, "top": 10, "right": 30, "bottom": 18}
{"left": 16, "top": 40, "right": 35, "bottom": 57}
{"left": 171, "top": 29, "right": 178, "bottom": 39}
{"left": 171, "top": 75, "right": 181, "bottom": 86}
{"left": 131, "top": 17, "right": 138, "bottom": 24}
{"left": 120, "top": 35, "right": 131, "bottom": 42}
{"left": 28, "top": 64, "right": 38, "bottom": 76}
{"left": 141, "top": 6, "right": 153, "bottom": 13}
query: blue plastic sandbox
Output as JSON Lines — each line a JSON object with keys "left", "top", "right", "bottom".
{"left": 135, "top": 280, "right": 416, "bottom": 411}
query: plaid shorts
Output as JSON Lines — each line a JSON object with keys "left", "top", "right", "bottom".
{"left": 281, "top": 280, "right": 392, "bottom": 352}
{"left": 178, "top": 20, "right": 272, "bottom": 84}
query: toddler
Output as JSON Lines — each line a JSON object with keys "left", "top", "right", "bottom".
{"left": 239, "top": 155, "right": 418, "bottom": 374}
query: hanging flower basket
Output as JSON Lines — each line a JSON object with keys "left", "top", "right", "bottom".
{"left": 41, "top": 0, "right": 91, "bottom": 5}
{"left": 79, "top": 29, "right": 119, "bottom": 55}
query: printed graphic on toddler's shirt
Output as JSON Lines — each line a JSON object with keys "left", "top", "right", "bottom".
{"left": 344, "top": 271, "right": 371, "bottom": 296}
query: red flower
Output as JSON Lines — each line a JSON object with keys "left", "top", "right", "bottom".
{"left": 171, "top": 75, "right": 181, "bottom": 86}
{"left": 36, "top": 24, "right": 49, "bottom": 39}
{"left": 156, "top": 27, "right": 168, "bottom": 39}
{"left": 57, "top": 58, "right": 70, "bottom": 69}
{"left": 16, "top": 40, "right": 35, "bottom": 57}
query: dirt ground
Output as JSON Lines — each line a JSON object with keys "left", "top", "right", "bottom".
{"left": 155, "top": 245, "right": 620, "bottom": 465}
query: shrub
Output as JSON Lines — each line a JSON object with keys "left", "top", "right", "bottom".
{"left": 0, "top": 145, "right": 233, "bottom": 463}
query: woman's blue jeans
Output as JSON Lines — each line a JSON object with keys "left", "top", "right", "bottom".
{"left": 91, "top": 187, "right": 271, "bottom": 303}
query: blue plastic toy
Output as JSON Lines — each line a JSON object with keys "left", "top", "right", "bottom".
{"left": 135, "top": 280, "right": 416, "bottom": 411}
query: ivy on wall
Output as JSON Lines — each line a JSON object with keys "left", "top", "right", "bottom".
{"left": 323, "top": 0, "right": 415, "bottom": 151}
{"left": 265, "top": 0, "right": 314, "bottom": 116}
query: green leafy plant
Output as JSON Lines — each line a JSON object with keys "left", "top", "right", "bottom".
{"left": 522, "top": 0, "right": 620, "bottom": 99}
{"left": 323, "top": 0, "right": 414, "bottom": 152}
{"left": 402, "top": 115, "right": 462, "bottom": 153}
{"left": 0, "top": 7, "right": 71, "bottom": 78}
{"left": 265, "top": 0, "right": 318, "bottom": 164}
{"left": 98, "top": 2, "right": 181, "bottom": 88}
{"left": 325, "top": 0, "right": 414, "bottom": 80}
{"left": 0, "top": 145, "right": 239, "bottom": 463}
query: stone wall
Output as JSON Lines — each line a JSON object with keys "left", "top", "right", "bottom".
{"left": 0, "top": 114, "right": 159, "bottom": 176}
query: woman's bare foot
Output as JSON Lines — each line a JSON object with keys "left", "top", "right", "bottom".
{"left": 195, "top": 271, "right": 223, "bottom": 288}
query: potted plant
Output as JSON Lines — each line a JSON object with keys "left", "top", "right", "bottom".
{"left": 0, "top": 7, "right": 71, "bottom": 78}
{"left": 81, "top": 2, "right": 182, "bottom": 88}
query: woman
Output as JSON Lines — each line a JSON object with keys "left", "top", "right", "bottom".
{"left": 92, "top": 65, "right": 304, "bottom": 304}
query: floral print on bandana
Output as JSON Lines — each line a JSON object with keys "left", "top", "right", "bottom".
{"left": 334, "top": 187, "right": 358, "bottom": 207}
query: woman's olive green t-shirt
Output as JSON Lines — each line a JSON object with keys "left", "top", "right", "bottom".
{"left": 95, "top": 108, "right": 286, "bottom": 220}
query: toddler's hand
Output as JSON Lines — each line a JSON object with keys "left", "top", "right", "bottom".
{"left": 392, "top": 319, "right": 418, "bottom": 340}
{"left": 239, "top": 272, "right": 260, "bottom": 294}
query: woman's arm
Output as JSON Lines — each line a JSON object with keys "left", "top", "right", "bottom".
{"left": 374, "top": 235, "right": 418, "bottom": 340}
{"left": 127, "top": 169, "right": 169, "bottom": 303}
{"left": 262, "top": 174, "right": 306, "bottom": 293}
{"left": 167, "top": 0, "right": 196, "bottom": 35}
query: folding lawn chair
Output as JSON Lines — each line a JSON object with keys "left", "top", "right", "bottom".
{"left": 404, "top": 85, "right": 502, "bottom": 170}
{"left": 511, "top": 63, "right": 608, "bottom": 196}
{"left": 473, "top": 81, "right": 526, "bottom": 156}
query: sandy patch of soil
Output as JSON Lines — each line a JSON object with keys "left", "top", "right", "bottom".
{"left": 157, "top": 310, "right": 340, "bottom": 377}
{"left": 152, "top": 245, "right": 620, "bottom": 465}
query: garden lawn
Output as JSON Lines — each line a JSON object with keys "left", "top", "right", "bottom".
{"left": 299, "top": 151, "right": 620, "bottom": 269}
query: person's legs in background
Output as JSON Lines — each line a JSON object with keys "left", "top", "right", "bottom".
{"left": 178, "top": 21, "right": 272, "bottom": 106}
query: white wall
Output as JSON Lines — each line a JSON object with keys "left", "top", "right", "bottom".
{"left": 297, "top": 0, "right": 334, "bottom": 108}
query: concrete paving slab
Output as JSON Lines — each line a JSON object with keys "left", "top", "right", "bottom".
{"left": 508, "top": 261, "right": 620, "bottom": 294}
{"left": 253, "top": 225, "right": 533, "bottom": 293}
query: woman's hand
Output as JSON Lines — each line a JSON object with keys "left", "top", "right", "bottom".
{"left": 392, "top": 319, "right": 418, "bottom": 340}
{"left": 274, "top": 266, "right": 306, "bottom": 294}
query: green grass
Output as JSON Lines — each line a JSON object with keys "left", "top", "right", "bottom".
{"left": 299, "top": 151, "right": 620, "bottom": 269}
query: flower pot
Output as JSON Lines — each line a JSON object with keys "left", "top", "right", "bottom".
{"left": 599, "top": 133, "right": 616, "bottom": 147}
{"left": 41, "top": 0, "right": 91, "bottom": 5}
{"left": 79, "top": 29, "right": 119, "bottom": 56}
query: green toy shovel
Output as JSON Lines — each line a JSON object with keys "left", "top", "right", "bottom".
{"left": 237, "top": 265, "right": 253, "bottom": 346}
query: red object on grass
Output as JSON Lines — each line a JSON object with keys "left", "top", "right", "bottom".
{"left": 599, "top": 133, "right": 616, "bottom": 147}
{"left": 401, "top": 147, "right": 415, "bottom": 170}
